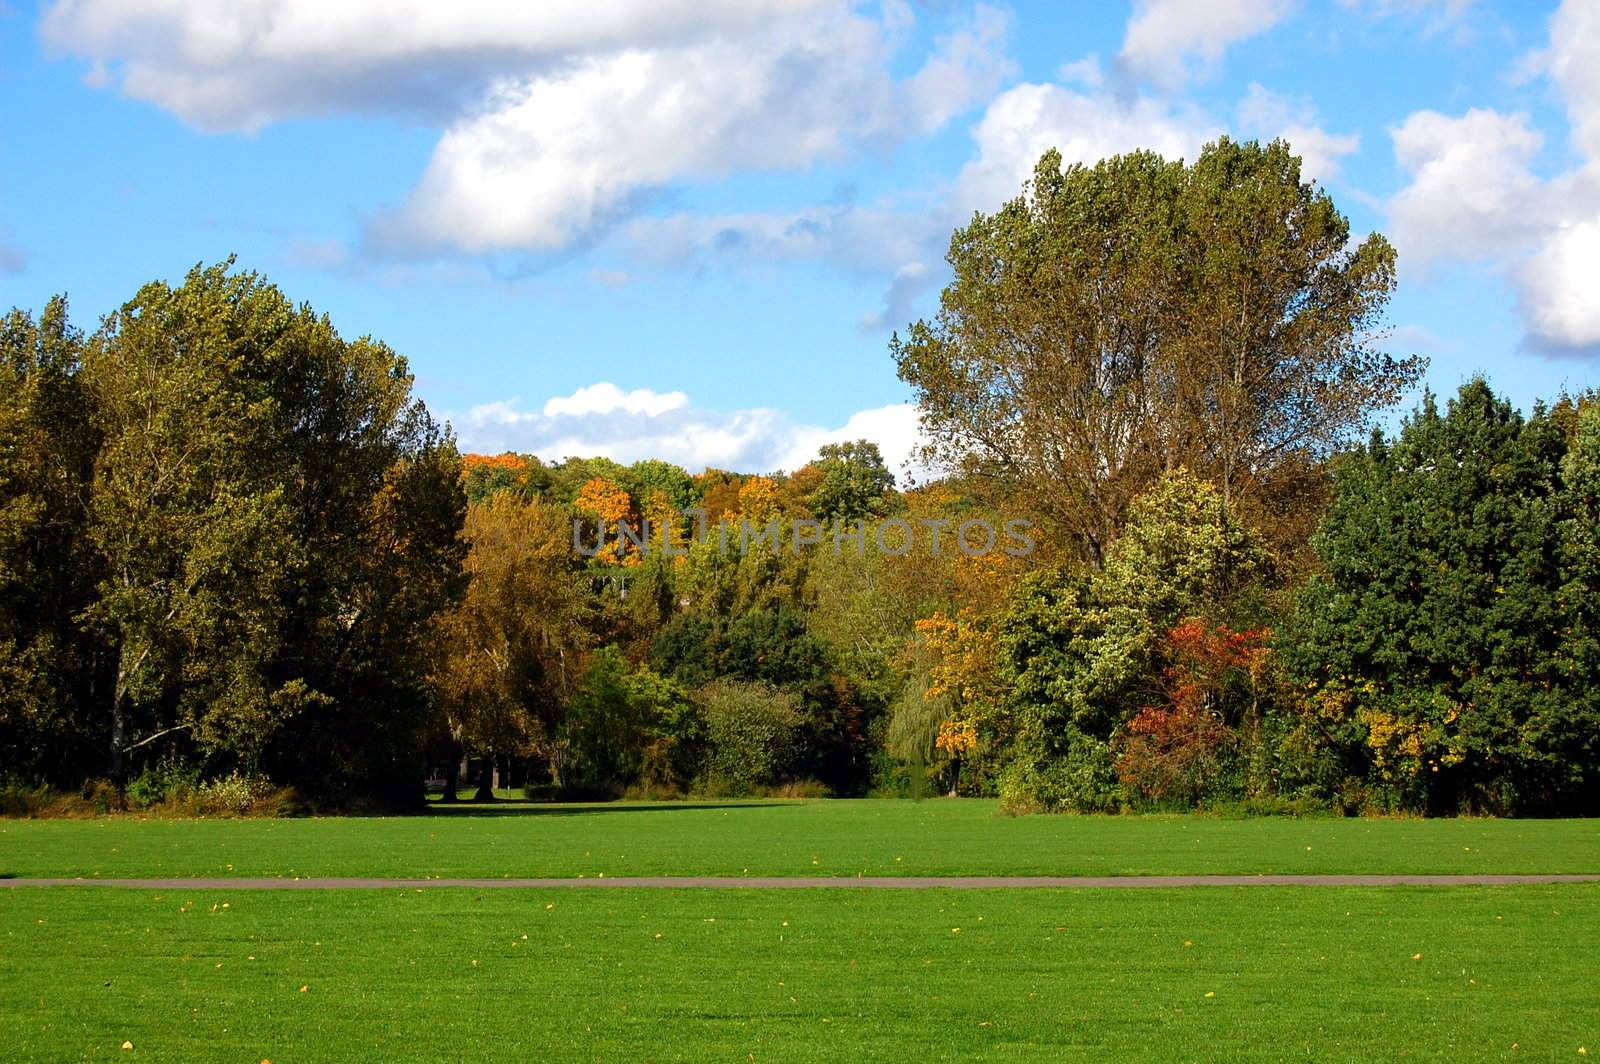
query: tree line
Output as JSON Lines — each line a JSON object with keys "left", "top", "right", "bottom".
{"left": 2, "top": 138, "right": 1596, "bottom": 814}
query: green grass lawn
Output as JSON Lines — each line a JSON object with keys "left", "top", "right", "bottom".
{"left": 2, "top": 885, "right": 1596, "bottom": 1062}
{"left": 3, "top": 799, "right": 1598, "bottom": 879}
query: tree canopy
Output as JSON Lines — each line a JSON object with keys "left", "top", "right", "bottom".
{"left": 893, "top": 138, "right": 1420, "bottom": 566}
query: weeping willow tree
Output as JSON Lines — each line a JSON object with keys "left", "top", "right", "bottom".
{"left": 886, "top": 670, "right": 949, "bottom": 800}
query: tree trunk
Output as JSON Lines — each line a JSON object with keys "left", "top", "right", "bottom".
{"left": 473, "top": 756, "right": 495, "bottom": 802}
{"left": 439, "top": 739, "right": 460, "bottom": 802}
{"left": 109, "top": 643, "right": 132, "bottom": 783}
{"left": 109, "top": 693, "right": 125, "bottom": 783}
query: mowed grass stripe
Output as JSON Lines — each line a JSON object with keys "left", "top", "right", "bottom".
{"left": 1, "top": 885, "right": 1595, "bottom": 1063}
{"left": 4, "top": 800, "right": 1599, "bottom": 879}
{"left": 5, "top": 874, "right": 1600, "bottom": 889}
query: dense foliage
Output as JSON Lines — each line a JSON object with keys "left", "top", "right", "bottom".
{"left": 2, "top": 262, "right": 465, "bottom": 805}
{"left": 3, "top": 139, "right": 1597, "bottom": 815}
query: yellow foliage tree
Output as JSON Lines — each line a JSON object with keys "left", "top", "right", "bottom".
{"left": 738, "top": 475, "right": 779, "bottom": 523}
{"left": 574, "top": 475, "right": 638, "bottom": 566}
{"left": 643, "top": 487, "right": 688, "bottom": 562}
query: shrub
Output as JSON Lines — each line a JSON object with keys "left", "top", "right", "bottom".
{"left": 696, "top": 680, "right": 799, "bottom": 795}
{"left": 126, "top": 757, "right": 200, "bottom": 809}
{"left": 560, "top": 648, "right": 699, "bottom": 795}
{"left": 0, "top": 779, "right": 51, "bottom": 817}
{"left": 757, "top": 779, "right": 831, "bottom": 799}
{"left": 195, "top": 772, "right": 276, "bottom": 815}
{"left": 997, "top": 731, "right": 1124, "bottom": 814}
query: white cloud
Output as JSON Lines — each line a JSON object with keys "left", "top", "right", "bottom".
{"left": 1387, "top": 108, "right": 1551, "bottom": 268}
{"left": 1516, "top": 219, "right": 1600, "bottom": 354}
{"left": 365, "top": 5, "right": 1011, "bottom": 255}
{"left": 776, "top": 402, "right": 925, "bottom": 482}
{"left": 1236, "top": 83, "right": 1360, "bottom": 182}
{"left": 45, "top": 0, "right": 1012, "bottom": 259}
{"left": 542, "top": 382, "right": 688, "bottom": 419}
{"left": 1538, "top": 0, "right": 1600, "bottom": 158}
{"left": 1384, "top": 2, "right": 1600, "bottom": 357}
{"left": 452, "top": 382, "right": 928, "bottom": 480}
{"left": 40, "top": 0, "right": 835, "bottom": 131}
{"left": 1117, "top": 0, "right": 1294, "bottom": 91}
{"left": 956, "top": 82, "right": 1218, "bottom": 212}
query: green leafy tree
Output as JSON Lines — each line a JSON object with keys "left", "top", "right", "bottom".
{"left": 82, "top": 265, "right": 303, "bottom": 778}
{"left": 0, "top": 298, "right": 100, "bottom": 780}
{"left": 560, "top": 648, "right": 696, "bottom": 795}
{"left": 695, "top": 679, "right": 799, "bottom": 794}
{"left": 1283, "top": 380, "right": 1593, "bottom": 813}
{"left": 894, "top": 138, "right": 1418, "bottom": 566}
{"left": 996, "top": 471, "right": 1266, "bottom": 810}
{"left": 79, "top": 261, "right": 466, "bottom": 800}
{"left": 808, "top": 440, "right": 897, "bottom": 523}
{"left": 624, "top": 459, "right": 700, "bottom": 512}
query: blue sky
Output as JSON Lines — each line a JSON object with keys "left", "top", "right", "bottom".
{"left": 2, "top": 0, "right": 1597, "bottom": 478}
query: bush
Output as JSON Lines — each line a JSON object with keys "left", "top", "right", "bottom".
{"left": 1204, "top": 794, "right": 1336, "bottom": 818}
{"left": 560, "top": 648, "right": 699, "bottom": 795}
{"left": 126, "top": 757, "right": 200, "bottom": 809}
{"left": 0, "top": 779, "right": 51, "bottom": 817}
{"left": 83, "top": 779, "right": 124, "bottom": 814}
{"left": 756, "top": 779, "right": 831, "bottom": 799}
{"left": 997, "top": 732, "right": 1124, "bottom": 814}
{"left": 696, "top": 680, "right": 799, "bottom": 795}
{"left": 194, "top": 772, "right": 276, "bottom": 815}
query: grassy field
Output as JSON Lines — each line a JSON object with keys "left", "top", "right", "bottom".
{"left": 3, "top": 799, "right": 1598, "bottom": 879}
{"left": 2, "top": 884, "right": 1596, "bottom": 1062}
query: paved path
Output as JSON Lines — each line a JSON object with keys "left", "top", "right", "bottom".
{"left": 3, "top": 874, "right": 1598, "bottom": 889}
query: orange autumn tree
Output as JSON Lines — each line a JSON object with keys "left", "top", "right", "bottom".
{"left": 574, "top": 475, "right": 638, "bottom": 567}
{"left": 461, "top": 452, "right": 548, "bottom": 502}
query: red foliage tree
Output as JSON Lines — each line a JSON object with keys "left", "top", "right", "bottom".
{"left": 1114, "top": 620, "right": 1270, "bottom": 803}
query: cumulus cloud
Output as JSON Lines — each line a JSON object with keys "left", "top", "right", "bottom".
{"left": 1516, "top": 219, "right": 1600, "bottom": 355}
{"left": 1236, "top": 83, "right": 1360, "bottom": 182}
{"left": 1117, "top": 0, "right": 1294, "bottom": 91}
{"left": 39, "top": 0, "right": 835, "bottom": 131}
{"left": 1387, "top": 108, "right": 1552, "bottom": 267}
{"left": 542, "top": 382, "right": 688, "bottom": 419}
{"left": 451, "top": 382, "right": 928, "bottom": 481}
{"left": 1384, "top": 1, "right": 1600, "bottom": 355}
{"left": 365, "top": 5, "right": 1011, "bottom": 255}
{"left": 1385, "top": 107, "right": 1600, "bottom": 354}
{"left": 1537, "top": 0, "right": 1600, "bottom": 158}
{"left": 955, "top": 81, "right": 1218, "bottom": 212}
{"left": 44, "top": 0, "right": 1011, "bottom": 259}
